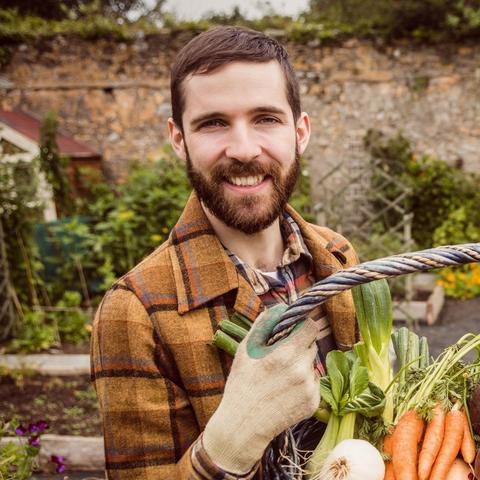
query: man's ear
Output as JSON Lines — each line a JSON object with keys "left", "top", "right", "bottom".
{"left": 168, "top": 117, "right": 187, "bottom": 161}
{"left": 295, "top": 112, "right": 311, "bottom": 156}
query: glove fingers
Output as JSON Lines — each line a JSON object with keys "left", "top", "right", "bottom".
{"left": 289, "top": 317, "right": 322, "bottom": 350}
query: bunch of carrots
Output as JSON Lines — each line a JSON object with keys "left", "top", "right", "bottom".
{"left": 383, "top": 402, "right": 476, "bottom": 480}
{"left": 380, "top": 331, "right": 480, "bottom": 480}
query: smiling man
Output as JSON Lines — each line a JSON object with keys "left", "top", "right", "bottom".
{"left": 91, "top": 26, "right": 360, "bottom": 479}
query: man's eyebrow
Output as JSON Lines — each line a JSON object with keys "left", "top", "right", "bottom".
{"left": 190, "top": 106, "right": 288, "bottom": 128}
{"left": 250, "top": 106, "right": 288, "bottom": 116}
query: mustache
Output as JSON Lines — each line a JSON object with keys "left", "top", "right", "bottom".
{"left": 210, "top": 160, "right": 278, "bottom": 180}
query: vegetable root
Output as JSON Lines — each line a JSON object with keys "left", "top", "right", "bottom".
{"left": 392, "top": 410, "right": 424, "bottom": 480}
{"left": 418, "top": 403, "right": 445, "bottom": 480}
{"left": 460, "top": 410, "right": 475, "bottom": 464}
{"left": 429, "top": 407, "right": 465, "bottom": 480}
{"left": 383, "top": 430, "right": 396, "bottom": 480}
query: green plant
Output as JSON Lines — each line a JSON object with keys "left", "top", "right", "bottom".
{"left": 0, "top": 418, "right": 42, "bottom": 480}
{"left": 0, "top": 365, "right": 35, "bottom": 388}
{"left": 437, "top": 264, "right": 480, "bottom": 300}
{"left": 55, "top": 291, "right": 91, "bottom": 344}
{"left": 0, "top": 45, "right": 12, "bottom": 68}
{"left": 63, "top": 406, "right": 85, "bottom": 418}
{"left": 364, "top": 130, "right": 480, "bottom": 250}
{"left": 0, "top": 156, "right": 43, "bottom": 307}
{"left": 7, "top": 309, "right": 58, "bottom": 353}
{"left": 289, "top": 157, "right": 315, "bottom": 223}
{"left": 37, "top": 112, "right": 74, "bottom": 217}
{"left": 39, "top": 217, "right": 110, "bottom": 302}
{"left": 89, "top": 148, "right": 191, "bottom": 276}
{"left": 432, "top": 204, "right": 480, "bottom": 299}
{"left": 406, "top": 155, "right": 478, "bottom": 249}
{"left": 6, "top": 291, "right": 90, "bottom": 353}
{"left": 304, "top": 0, "right": 480, "bottom": 41}
{"left": 433, "top": 204, "right": 480, "bottom": 247}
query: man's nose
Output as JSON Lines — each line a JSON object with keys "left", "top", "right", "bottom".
{"left": 224, "top": 124, "right": 262, "bottom": 162}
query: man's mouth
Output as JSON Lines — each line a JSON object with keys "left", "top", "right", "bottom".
{"left": 223, "top": 174, "right": 270, "bottom": 194}
{"left": 226, "top": 175, "right": 266, "bottom": 187}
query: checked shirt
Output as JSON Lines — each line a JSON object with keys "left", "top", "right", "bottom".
{"left": 91, "top": 191, "right": 359, "bottom": 479}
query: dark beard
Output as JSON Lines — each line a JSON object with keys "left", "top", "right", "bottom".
{"left": 186, "top": 146, "right": 300, "bottom": 235}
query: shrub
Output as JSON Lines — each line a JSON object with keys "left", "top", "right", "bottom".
{"left": 364, "top": 130, "right": 480, "bottom": 250}
{"left": 304, "top": 0, "right": 480, "bottom": 41}
{"left": 437, "top": 264, "right": 480, "bottom": 300}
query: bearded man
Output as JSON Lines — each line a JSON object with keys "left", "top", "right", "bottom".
{"left": 91, "top": 26, "right": 360, "bottom": 479}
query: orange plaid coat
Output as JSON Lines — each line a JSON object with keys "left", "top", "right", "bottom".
{"left": 91, "top": 191, "right": 359, "bottom": 479}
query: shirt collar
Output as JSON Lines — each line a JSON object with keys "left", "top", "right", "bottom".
{"left": 225, "top": 212, "right": 313, "bottom": 296}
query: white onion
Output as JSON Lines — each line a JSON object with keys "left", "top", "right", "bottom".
{"left": 316, "top": 439, "right": 385, "bottom": 480}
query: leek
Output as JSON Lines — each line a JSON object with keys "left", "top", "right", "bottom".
{"left": 352, "top": 279, "right": 394, "bottom": 424}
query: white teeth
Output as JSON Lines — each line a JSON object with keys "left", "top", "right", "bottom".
{"left": 229, "top": 175, "right": 264, "bottom": 186}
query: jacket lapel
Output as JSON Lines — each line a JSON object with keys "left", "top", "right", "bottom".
{"left": 169, "top": 191, "right": 262, "bottom": 321}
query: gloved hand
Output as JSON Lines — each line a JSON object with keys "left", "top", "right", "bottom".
{"left": 202, "top": 303, "right": 322, "bottom": 474}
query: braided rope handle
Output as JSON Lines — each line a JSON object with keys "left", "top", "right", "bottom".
{"left": 267, "top": 243, "right": 480, "bottom": 345}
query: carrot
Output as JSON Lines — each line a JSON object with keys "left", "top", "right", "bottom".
{"left": 429, "top": 406, "right": 465, "bottom": 480}
{"left": 392, "top": 410, "right": 424, "bottom": 480}
{"left": 460, "top": 410, "right": 476, "bottom": 464}
{"left": 384, "top": 429, "right": 396, "bottom": 480}
{"left": 418, "top": 403, "right": 445, "bottom": 480}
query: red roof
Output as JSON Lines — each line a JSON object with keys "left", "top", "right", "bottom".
{"left": 0, "top": 109, "right": 101, "bottom": 161}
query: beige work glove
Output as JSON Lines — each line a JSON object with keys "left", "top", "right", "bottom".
{"left": 202, "top": 303, "right": 322, "bottom": 474}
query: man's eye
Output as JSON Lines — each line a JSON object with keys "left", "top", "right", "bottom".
{"left": 199, "top": 119, "right": 225, "bottom": 129}
{"left": 258, "top": 116, "right": 280, "bottom": 124}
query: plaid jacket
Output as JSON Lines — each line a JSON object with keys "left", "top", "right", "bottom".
{"left": 91, "top": 191, "right": 359, "bottom": 479}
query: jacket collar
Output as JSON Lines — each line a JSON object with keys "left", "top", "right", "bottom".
{"left": 168, "top": 191, "right": 345, "bottom": 320}
{"left": 284, "top": 204, "right": 346, "bottom": 278}
{"left": 168, "top": 191, "right": 263, "bottom": 320}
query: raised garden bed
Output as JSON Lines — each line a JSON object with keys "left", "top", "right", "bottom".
{"left": 393, "top": 273, "right": 445, "bottom": 325}
{"left": 0, "top": 374, "right": 101, "bottom": 437}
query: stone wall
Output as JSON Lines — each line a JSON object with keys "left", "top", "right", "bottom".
{"left": 1, "top": 34, "right": 479, "bottom": 221}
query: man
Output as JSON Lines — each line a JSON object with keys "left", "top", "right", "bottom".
{"left": 91, "top": 26, "right": 359, "bottom": 479}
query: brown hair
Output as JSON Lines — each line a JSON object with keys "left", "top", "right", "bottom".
{"left": 170, "top": 26, "right": 301, "bottom": 130}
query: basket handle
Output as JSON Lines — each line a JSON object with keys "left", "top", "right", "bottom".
{"left": 267, "top": 243, "right": 480, "bottom": 345}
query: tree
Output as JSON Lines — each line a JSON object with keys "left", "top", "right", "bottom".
{"left": 305, "top": 0, "right": 480, "bottom": 38}
{"left": 0, "top": 0, "right": 167, "bottom": 23}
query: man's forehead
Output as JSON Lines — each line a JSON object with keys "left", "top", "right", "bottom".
{"left": 181, "top": 60, "right": 290, "bottom": 118}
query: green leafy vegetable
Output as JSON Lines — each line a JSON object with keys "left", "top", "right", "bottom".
{"left": 307, "top": 350, "right": 385, "bottom": 476}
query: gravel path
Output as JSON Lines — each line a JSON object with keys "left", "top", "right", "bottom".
{"left": 406, "top": 297, "right": 480, "bottom": 358}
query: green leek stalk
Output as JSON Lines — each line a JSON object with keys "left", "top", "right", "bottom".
{"left": 306, "top": 412, "right": 340, "bottom": 475}
{"left": 213, "top": 330, "right": 239, "bottom": 357}
{"left": 218, "top": 320, "right": 249, "bottom": 341}
{"left": 352, "top": 279, "right": 394, "bottom": 424}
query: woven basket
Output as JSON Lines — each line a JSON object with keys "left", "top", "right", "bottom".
{"left": 262, "top": 243, "right": 480, "bottom": 479}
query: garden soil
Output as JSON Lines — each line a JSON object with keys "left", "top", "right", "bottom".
{"left": 0, "top": 374, "right": 101, "bottom": 436}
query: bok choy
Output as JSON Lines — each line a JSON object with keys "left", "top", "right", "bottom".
{"left": 306, "top": 350, "right": 385, "bottom": 477}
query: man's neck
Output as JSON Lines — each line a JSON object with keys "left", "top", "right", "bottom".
{"left": 201, "top": 203, "right": 285, "bottom": 272}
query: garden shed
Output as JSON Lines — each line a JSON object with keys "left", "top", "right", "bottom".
{"left": 0, "top": 109, "right": 102, "bottom": 221}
